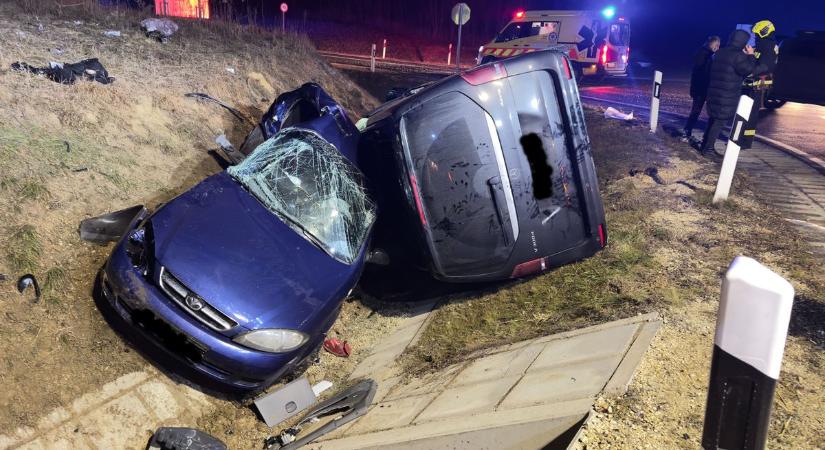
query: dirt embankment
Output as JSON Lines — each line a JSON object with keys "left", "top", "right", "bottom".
{"left": 0, "top": 5, "right": 378, "bottom": 434}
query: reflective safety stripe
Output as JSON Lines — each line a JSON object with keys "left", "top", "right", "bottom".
{"left": 512, "top": 49, "right": 524, "bottom": 56}
{"left": 501, "top": 49, "right": 513, "bottom": 56}
{"left": 744, "top": 130, "right": 756, "bottom": 136}
{"left": 494, "top": 48, "right": 503, "bottom": 56}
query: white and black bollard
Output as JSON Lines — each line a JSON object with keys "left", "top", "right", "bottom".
{"left": 382, "top": 38, "right": 387, "bottom": 59}
{"left": 713, "top": 95, "right": 755, "bottom": 203}
{"left": 702, "top": 256, "right": 794, "bottom": 450}
{"left": 370, "top": 43, "right": 376, "bottom": 73}
{"left": 649, "top": 70, "right": 662, "bottom": 133}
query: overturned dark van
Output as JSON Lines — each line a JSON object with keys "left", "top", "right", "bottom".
{"left": 358, "top": 50, "right": 607, "bottom": 283}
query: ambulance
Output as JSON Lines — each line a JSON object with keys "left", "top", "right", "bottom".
{"left": 478, "top": 7, "right": 631, "bottom": 79}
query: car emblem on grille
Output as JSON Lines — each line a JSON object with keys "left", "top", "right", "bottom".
{"left": 185, "top": 295, "right": 204, "bottom": 311}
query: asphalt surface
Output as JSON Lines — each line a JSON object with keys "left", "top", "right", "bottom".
{"left": 578, "top": 76, "right": 825, "bottom": 160}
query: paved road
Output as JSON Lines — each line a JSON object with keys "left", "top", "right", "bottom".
{"left": 579, "top": 77, "right": 825, "bottom": 160}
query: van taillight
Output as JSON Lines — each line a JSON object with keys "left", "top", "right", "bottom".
{"left": 511, "top": 257, "right": 550, "bottom": 278}
{"left": 598, "top": 223, "right": 606, "bottom": 247}
{"left": 563, "top": 57, "right": 573, "bottom": 79}
{"left": 600, "top": 45, "right": 609, "bottom": 65}
{"left": 461, "top": 62, "right": 508, "bottom": 85}
{"left": 409, "top": 173, "right": 428, "bottom": 226}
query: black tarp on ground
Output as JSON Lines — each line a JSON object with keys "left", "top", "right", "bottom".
{"left": 11, "top": 58, "right": 114, "bottom": 85}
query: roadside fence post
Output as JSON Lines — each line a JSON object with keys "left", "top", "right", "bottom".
{"left": 447, "top": 43, "right": 452, "bottom": 66}
{"left": 650, "top": 70, "right": 662, "bottom": 133}
{"left": 370, "top": 43, "right": 376, "bottom": 73}
{"left": 713, "top": 95, "right": 755, "bottom": 203}
{"left": 701, "top": 256, "right": 793, "bottom": 450}
{"left": 382, "top": 39, "right": 387, "bottom": 59}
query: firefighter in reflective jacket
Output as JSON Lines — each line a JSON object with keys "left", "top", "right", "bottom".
{"left": 741, "top": 20, "right": 779, "bottom": 149}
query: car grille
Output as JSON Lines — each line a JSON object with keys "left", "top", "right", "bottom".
{"left": 158, "top": 266, "right": 238, "bottom": 332}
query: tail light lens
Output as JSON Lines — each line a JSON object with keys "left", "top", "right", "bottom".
{"left": 511, "top": 257, "right": 550, "bottom": 278}
{"left": 461, "top": 62, "right": 508, "bottom": 85}
{"left": 563, "top": 57, "right": 573, "bottom": 79}
{"left": 600, "top": 45, "right": 609, "bottom": 65}
{"left": 409, "top": 173, "right": 428, "bottom": 226}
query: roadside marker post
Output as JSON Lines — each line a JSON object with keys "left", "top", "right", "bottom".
{"left": 713, "top": 95, "right": 755, "bottom": 203}
{"left": 649, "top": 70, "right": 662, "bottom": 132}
{"left": 370, "top": 44, "right": 376, "bottom": 72}
{"left": 702, "top": 256, "right": 794, "bottom": 450}
{"left": 447, "top": 43, "right": 452, "bottom": 66}
{"left": 382, "top": 39, "right": 387, "bottom": 59}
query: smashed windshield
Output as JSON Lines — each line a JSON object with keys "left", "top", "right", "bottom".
{"left": 227, "top": 129, "right": 376, "bottom": 264}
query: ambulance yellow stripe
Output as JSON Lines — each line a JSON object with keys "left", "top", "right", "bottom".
{"left": 501, "top": 49, "right": 513, "bottom": 56}
{"left": 512, "top": 49, "right": 524, "bottom": 56}
{"left": 493, "top": 49, "right": 503, "bottom": 56}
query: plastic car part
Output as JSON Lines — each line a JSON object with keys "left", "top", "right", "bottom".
{"left": 265, "top": 379, "right": 377, "bottom": 449}
{"left": 17, "top": 274, "right": 41, "bottom": 302}
{"left": 147, "top": 427, "right": 227, "bottom": 450}
{"left": 184, "top": 93, "right": 249, "bottom": 123}
{"left": 78, "top": 205, "right": 147, "bottom": 243}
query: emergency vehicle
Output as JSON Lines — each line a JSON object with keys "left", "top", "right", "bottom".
{"left": 478, "top": 8, "right": 631, "bottom": 79}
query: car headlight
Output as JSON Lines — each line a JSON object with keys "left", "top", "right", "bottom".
{"left": 233, "top": 329, "right": 308, "bottom": 353}
{"left": 125, "top": 220, "right": 153, "bottom": 272}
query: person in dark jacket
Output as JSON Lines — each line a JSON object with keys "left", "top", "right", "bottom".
{"left": 700, "top": 29, "right": 757, "bottom": 155}
{"left": 683, "top": 35, "right": 721, "bottom": 138}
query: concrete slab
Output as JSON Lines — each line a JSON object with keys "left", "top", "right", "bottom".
{"left": 414, "top": 376, "right": 522, "bottom": 423}
{"left": 317, "top": 314, "right": 660, "bottom": 449}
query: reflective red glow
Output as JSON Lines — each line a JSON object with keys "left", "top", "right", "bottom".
{"left": 461, "top": 62, "right": 508, "bottom": 85}
{"left": 600, "top": 45, "right": 609, "bottom": 65}
{"left": 514, "top": 10, "right": 525, "bottom": 19}
{"left": 155, "top": 0, "right": 210, "bottom": 19}
{"left": 598, "top": 224, "right": 606, "bottom": 247}
{"left": 409, "top": 174, "right": 428, "bottom": 226}
{"left": 563, "top": 57, "right": 572, "bottom": 79}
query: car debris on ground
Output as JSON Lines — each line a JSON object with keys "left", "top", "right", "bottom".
{"left": 264, "top": 379, "right": 377, "bottom": 449}
{"left": 147, "top": 427, "right": 227, "bottom": 450}
{"left": 17, "top": 274, "right": 41, "bottom": 302}
{"left": 184, "top": 92, "right": 249, "bottom": 123}
{"left": 11, "top": 58, "right": 114, "bottom": 85}
{"left": 79, "top": 205, "right": 147, "bottom": 243}
{"left": 254, "top": 377, "right": 317, "bottom": 428}
{"left": 141, "top": 18, "right": 179, "bottom": 43}
{"left": 102, "top": 30, "right": 121, "bottom": 37}
{"left": 322, "top": 338, "right": 351, "bottom": 357}
{"left": 604, "top": 106, "right": 635, "bottom": 121}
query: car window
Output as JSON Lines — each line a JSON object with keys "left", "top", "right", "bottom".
{"left": 496, "top": 21, "right": 559, "bottom": 43}
{"left": 609, "top": 23, "right": 630, "bottom": 46}
{"left": 227, "top": 129, "right": 376, "bottom": 264}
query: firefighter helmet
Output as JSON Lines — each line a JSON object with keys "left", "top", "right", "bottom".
{"left": 752, "top": 20, "right": 775, "bottom": 39}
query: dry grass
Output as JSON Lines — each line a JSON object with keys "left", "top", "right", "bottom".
{"left": 0, "top": 3, "right": 378, "bottom": 433}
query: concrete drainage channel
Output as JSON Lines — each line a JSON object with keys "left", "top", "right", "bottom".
{"left": 308, "top": 313, "right": 661, "bottom": 450}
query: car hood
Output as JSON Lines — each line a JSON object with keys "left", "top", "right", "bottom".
{"left": 149, "top": 172, "right": 360, "bottom": 331}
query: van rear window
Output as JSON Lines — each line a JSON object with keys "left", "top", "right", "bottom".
{"left": 496, "top": 21, "right": 560, "bottom": 43}
{"left": 401, "top": 92, "right": 515, "bottom": 276}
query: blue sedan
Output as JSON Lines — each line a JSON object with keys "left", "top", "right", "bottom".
{"left": 98, "top": 84, "right": 375, "bottom": 391}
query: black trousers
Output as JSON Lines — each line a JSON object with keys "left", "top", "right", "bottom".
{"left": 701, "top": 116, "right": 728, "bottom": 153}
{"left": 684, "top": 95, "right": 706, "bottom": 134}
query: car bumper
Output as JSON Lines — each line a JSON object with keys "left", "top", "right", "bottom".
{"left": 99, "top": 241, "right": 330, "bottom": 391}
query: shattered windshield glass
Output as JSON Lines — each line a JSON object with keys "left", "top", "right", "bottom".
{"left": 227, "top": 129, "right": 376, "bottom": 264}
